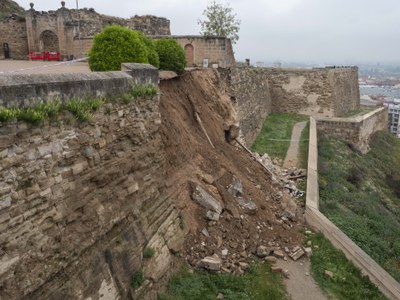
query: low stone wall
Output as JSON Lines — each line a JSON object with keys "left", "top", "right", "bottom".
{"left": 316, "top": 107, "right": 388, "bottom": 153}
{"left": 305, "top": 117, "right": 400, "bottom": 300}
{"left": 228, "top": 67, "right": 271, "bottom": 146}
{"left": 0, "top": 63, "right": 158, "bottom": 108}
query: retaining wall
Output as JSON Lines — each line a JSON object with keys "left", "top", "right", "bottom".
{"left": 305, "top": 117, "right": 400, "bottom": 300}
{"left": 316, "top": 107, "right": 388, "bottom": 153}
{"left": 0, "top": 64, "right": 185, "bottom": 299}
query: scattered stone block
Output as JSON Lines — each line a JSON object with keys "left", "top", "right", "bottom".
{"left": 239, "top": 262, "right": 249, "bottom": 270}
{"left": 265, "top": 256, "right": 277, "bottom": 264}
{"left": 228, "top": 176, "right": 243, "bottom": 197}
{"left": 199, "top": 255, "right": 221, "bottom": 271}
{"left": 273, "top": 250, "right": 285, "bottom": 259}
{"left": 304, "top": 247, "right": 313, "bottom": 258}
{"left": 191, "top": 183, "right": 222, "bottom": 214}
{"left": 206, "top": 210, "right": 220, "bottom": 221}
{"left": 324, "top": 270, "right": 334, "bottom": 278}
{"left": 271, "top": 266, "right": 282, "bottom": 273}
{"left": 290, "top": 246, "right": 305, "bottom": 261}
{"left": 237, "top": 197, "right": 257, "bottom": 214}
{"left": 256, "top": 245, "right": 270, "bottom": 258}
{"left": 221, "top": 249, "right": 228, "bottom": 256}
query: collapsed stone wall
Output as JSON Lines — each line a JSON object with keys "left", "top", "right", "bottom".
{"left": 316, "top": 107, "right": 388, "bottom": 153}
{"left": 227, "top": 67, "right": 271, "bottom": 145}
{"left": 0, "top": 92, "right": 185, "bottom": 300}
{"left": 0, "top": 15, "right": 28, "bottom": 59}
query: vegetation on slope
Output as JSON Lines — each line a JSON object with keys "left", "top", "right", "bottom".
{"left": 309, "top": 233, "right": 386, "bottom": 300}
{"left": 318, "top": 131, "right": 400, "bottom": 282}
{"left": 251, "top": 113, "right": 309, "bottom": 162}
{"left": 158, "top": 263, "right": 287, "bottom": 300}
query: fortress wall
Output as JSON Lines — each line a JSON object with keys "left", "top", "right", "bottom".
{"left": 316, "top": 107, "right": 388, "bottom": 153}
{"left": 266, "top": 67, "right": 359, "bottom": 117}
{"left": 228, "top": 67, "right": 272, "bottom": 145}
{"left": 0, "top": 65, "right": 185, "bottom": 299}
{"left": 0, "top": 16, "right": 28, "bottom": 59}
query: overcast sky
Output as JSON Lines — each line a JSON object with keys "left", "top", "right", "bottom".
{"left": 15, "top": 0, "right": 400, "bottom": 65}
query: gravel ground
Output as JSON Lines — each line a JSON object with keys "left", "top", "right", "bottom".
{"left": 0, "top": 60, "right": 90, "bottom": 75}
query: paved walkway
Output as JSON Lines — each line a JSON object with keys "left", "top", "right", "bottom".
{"left": 283, "top": 121, "right": 307, "bottom": 168}
{"left": 0, "top": 60, "right": 90, "bottom": 75}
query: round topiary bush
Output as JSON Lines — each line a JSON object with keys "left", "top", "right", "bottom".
{"left": 137, "top": 31, "right": 160, "bottom": 69}
{"left": 88, "top": 25, "right": 149, "bottom": 71}
{"left": 154, "top": 38, "right": 186, "bottom": 74}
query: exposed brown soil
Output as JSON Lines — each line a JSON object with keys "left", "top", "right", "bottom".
{"left": 159, "top": 69, "right": 306, "bottom": 277}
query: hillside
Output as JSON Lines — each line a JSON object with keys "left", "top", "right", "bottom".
{"left": 318, "top": 131, "right": 400, "bottom": 282}
{"left": 0, "top": 0, "right": 25, "bottom": 19}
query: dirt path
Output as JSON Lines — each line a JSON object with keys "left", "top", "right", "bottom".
{"left": 283, "top": 121, "right": 307, "bottom": 168}
{"left": 279, "top": 258, "right": 328, "bottom": 300}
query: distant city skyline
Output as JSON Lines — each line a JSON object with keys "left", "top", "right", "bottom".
{"left": 14, "top": 0, "right": 400, "bottom": 65}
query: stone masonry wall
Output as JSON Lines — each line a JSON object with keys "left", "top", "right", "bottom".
{"left": 0, "top": 15, "right": 28, "bottom": 59}
{"left": 316, "top": 107, "right": 388, "bottom": 153}
{"left": 0, "top": 95, "right": 185, "bottom": 299}
{"left": 228, "top": 68, "right": 271, "bottom": 146}
{"left": 267, "top": 67, "right": 359, "bottom": 117}
{"left": 0, "top": 72, "right": 133, "bottom": 108}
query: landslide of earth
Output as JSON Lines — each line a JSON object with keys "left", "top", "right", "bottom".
{"left": 159, "top": 69, "right": 305, "bottom": 273}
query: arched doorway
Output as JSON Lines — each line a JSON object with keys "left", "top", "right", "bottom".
{"left": 184, "top": 44, "right": 194, "bottom": 67}
{"left": 39, "top": 30, "right": 59, "bottom": 52}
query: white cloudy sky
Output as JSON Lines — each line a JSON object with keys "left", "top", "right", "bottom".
{"left": 15, "top": 0, "right": 400, "bottom": 65}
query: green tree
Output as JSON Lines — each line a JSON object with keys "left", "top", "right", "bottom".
{"left": 88, "top": 25, "right": 149, "bottom": 71}
{"left": 137, "top": 31, "right": 160, "bottom": 68}
{"left": 154, "top": 39, "right": 186, "bottom": 75}
{"left": 198, "top": 0, "right": 241, "bottom": 44}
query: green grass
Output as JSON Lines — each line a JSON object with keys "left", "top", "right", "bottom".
{"left": 158, "top": 263, "right": 288, "bottom": 300}
{"left": 0, "top": 84, "right": 159, "bottom": 124}
{"left": 143, "top": 247, "right": 156, "bottom": 259}
{"left": 309, "top": 233, "right": 387, "bottom": 300}
{"left": 318, "top": 131, "right": 400, "bottom": 282}
{"left": 251, "top": 113, "right": 309, "bottom": 161}
{"left": 298, "top": 121, "right": 310, "bottom": 169}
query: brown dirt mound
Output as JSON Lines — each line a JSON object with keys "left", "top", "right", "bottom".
{"left": 159, "top": 69, "right": 305, "bottom": 274}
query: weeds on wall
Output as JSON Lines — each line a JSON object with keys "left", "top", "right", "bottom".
{"left": 0, "top": 84, "right": 159, "bottom": 124}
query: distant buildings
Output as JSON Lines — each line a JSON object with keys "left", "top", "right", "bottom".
{"left": 386, "top": 101, "right": 400, "bottom": 137}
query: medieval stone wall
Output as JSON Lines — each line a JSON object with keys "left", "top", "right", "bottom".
{"left": 0, "top": 73, "right": 185, "bottom": 299}
{"left": 0, "top": 15, "right": 28, "bottom": 59}
{"left": 228, "top": 67, "right": 271, "bottom": 145}
{"left": 267, "top": 67, "right": 359, "bottom": 117}
{"left": 316, "top": 107, "right": 388, "bottom": 153}
{"left": 168, "top": 36, "right": 235, "bottom": 68}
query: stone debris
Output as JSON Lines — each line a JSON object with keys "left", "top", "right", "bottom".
{"left": 324, "top": 270, "right": 334, "bottom": 278}
{"left": 199, "top": 255, "right": 221, "bottom": 271}
{"left": 304, "top": 247, "right": 313, "bottom": 258}
{"left": 271, "top": 266, "right": 282, "bottom": 273}
{"left": 290, "top": 246, "right": 305, "bottom": 261}
{"left": 206, "top": 210, "right": 220, "bottom": 221}
{"left": 256, "top": 246, "right": 270, "bottom": 258}
{"left": 217, "top": 293, "right": 224, "bottom": 300}
{"left": 265, "top": 256, "right": 277, "bottom": 264}
{"left": 228, "top": 176, "right": 243, "bottom": 197}
{"left": 191, "top": 183, "right": 222, "bottom": 214}
{"left": 273, "top": 250, "right": 285, "bottom": 259}
{"left": 201, "top": 228, "right": 210, "bottom": 238}
{"left": 236, "top": 197, "right": 257, "bottom": 214}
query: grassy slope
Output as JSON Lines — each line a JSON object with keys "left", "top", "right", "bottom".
{"left": 251, "top": 113, "right": 309, "bottom": 162}
{"left": 318, "top": 131, "right": 400, "bottom": 282}
{"left": 309, "top": 233, "right": 386, "bottom": 300}
{"left": 158, "top": 264, "right": 287, "bottom": 300}
{"left": 0, "top": 0, "right": 25, "bottom": 19}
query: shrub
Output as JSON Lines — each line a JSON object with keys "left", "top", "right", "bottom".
{"left": 143, "top": 247, "right": 155, "bottom": 259}
{"left": 154, "top": 39, "right": 186, "bottom": 74}
{"left": 137, "top": 31, "right": 160, "bottom": 68}
{"left": 131, "top": 271, "right": 145, "bottom": 290}
{"left": 88, "top": 25, "right": 149, "bottom": 71}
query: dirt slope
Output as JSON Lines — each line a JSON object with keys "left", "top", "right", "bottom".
{"left": 159, "top": 69, "right": 305, "bottom": 274}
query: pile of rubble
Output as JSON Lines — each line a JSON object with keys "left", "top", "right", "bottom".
{"left": 254, "top": 153, "right": 307, "bottom": 198}
{"left": 183, "top": 169, "right": 308, "bottom": 276}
